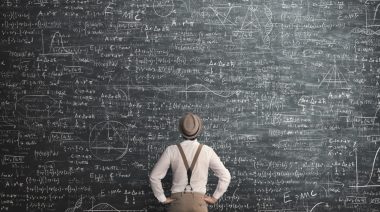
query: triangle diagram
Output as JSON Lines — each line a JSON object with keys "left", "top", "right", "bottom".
{"left": 319, "top": 65, "right": 349, "bottom": 89}
{"left": 208, "top": 6, "right": 236, "bottom": 25}
{"left": 240, "top": 5, "right": 261, "bottom": 31}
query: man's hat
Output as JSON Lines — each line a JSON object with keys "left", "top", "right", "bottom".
{"left": 179, "top": 113, "right": 203, "bottom": 139}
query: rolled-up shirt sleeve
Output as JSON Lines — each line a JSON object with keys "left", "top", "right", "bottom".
{"left": 149, "top": 147, "right": 171, "bottom": 203}
{"left": 209, "top": 149, "right": 231, "bottom": 199}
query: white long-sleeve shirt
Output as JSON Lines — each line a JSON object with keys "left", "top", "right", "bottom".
{"left": 149, "top": 139, "right": 231, "bottom": 203}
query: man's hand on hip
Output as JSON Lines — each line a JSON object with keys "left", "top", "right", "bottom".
{"left": 203, "top": 195, "right": 218, "bottom": 205}
{"left": 163, "top": 197, "right": 176, "bottom": 204}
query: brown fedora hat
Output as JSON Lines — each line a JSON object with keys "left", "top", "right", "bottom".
{"left": 179, "top": 113, "right": 203, "bottom": 139}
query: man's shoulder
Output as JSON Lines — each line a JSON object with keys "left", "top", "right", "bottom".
{"left": 166, "top": 144, "right": 177, "bottom": 150}
{"left": 197, "top": 143, "right": 214, "bottom": 153}
{"left": 165, "top": 142, "right": 213, "bottom": 151}
{"left": 200, "top": 143, "right": 212, "bottom": 149}
{"left": 165, "top": 144, "right": 182, "bottom": 152}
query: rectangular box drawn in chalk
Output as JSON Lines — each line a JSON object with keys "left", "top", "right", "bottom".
{"left": 359, "top": 134, "right": 380, "bottom": 143}
{"left": 370, "top": 198, "right": 380, "bottom": 204}
{"left": 346, "top": 196, "right": 367, "bottom": 204}
{"left": 352, "top": 116, "right": 376, "bottom": 126}
{"left": 63, "top": 66, "right": 82, "bottom": 74}
{"left": 16, "top": 95, "right": 59, "bottom": 118}
{"left": 232, "top": 30, "right": 260, "bottom": 40}
{"left": 237, "top": 134, "right": 258, "bottom": 143}
{"left": 117, "top": 21, "right": 142, "bottom": 30}
{"left": 2, "top": 155, "right": 25, "bottom": 165}
{"left": 50, "top": 132, "right": 74, "bottom": 141}
{"left": 0, "top": 130, "right": 19, "bottom": 145}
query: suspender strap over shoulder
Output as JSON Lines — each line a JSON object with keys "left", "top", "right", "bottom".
{"left": 176, "top": 143, "right": 203, "bottom": 191}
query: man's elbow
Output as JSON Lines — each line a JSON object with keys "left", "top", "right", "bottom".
{"left": 149, "top": 174, "right": 158, "bottom": 185}
{"left": 219, "top": 168, "right": 231, "bottom": 184}
{"left": 225, "top": 169, "right": 231, "bottom": 184}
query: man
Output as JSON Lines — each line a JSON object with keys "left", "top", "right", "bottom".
{"left": 150, "top": 112, "right": 231, "bottom": 212}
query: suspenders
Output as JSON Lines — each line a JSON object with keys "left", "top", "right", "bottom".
{"left": 176, "top": 143, "right": 203, "bottom": 192}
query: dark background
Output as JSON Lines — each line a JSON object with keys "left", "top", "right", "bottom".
{"left": 1, "top": 0, "right": 380, "bottom": 211}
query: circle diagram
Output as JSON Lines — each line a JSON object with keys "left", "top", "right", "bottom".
{"left": 153, "top": 0, "right": 175, "bottom": 17}
{"left": 89, "top": 121, "right": 129, "bottom": 161}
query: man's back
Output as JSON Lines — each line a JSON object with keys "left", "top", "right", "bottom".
{"left": 161, "top": 139, "right": 230, "bottom": 196}
{"left": 149, "top": 112, "right": 231, "bottom": 211}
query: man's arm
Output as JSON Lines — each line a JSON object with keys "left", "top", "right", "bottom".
{"left": 208, "top": 148, "right": 231, "bottom": 201}
{"left": 149, "top": 147, "right": 171, "bottom": 203}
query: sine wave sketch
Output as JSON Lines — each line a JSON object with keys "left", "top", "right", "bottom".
{"left": 66, "top": 197, "right": 147, "bottom": 212}
{"left": 84, "top": 203, "right": 146, "bottom": 212}
{"left": 178, "top": 83, "right": 240, "bottom": 98}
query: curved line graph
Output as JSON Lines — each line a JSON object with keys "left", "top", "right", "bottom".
{"left": 374, "top": 107, "right": 380, "bottom": 125}
{"left": 365, "top": 0, "right": 380, "bottom": 28}
{"left": 84, "top": 202, "right": 147, "bottom": 212}
{"left": 310, "top": 202, "right": 327, "bottom": 212}
{"left": 48, "top": 31, "right": 73, "bottom": 55}
{"left": 350, "top": 146, "right": 380, "bottom": 188}
{"left": 373, "top": 3, "right": 380, "bottom": 24}
{"left": 65, "top": 198, "right": 147, "bottom": 212}
{"left": 178, "top": 83, "right": 239, "bottom": 98}
{"left": 366, "top": 146, "right": 380, "bottom": 185}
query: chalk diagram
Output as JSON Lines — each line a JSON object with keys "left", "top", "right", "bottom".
{"left": 15, "top": 95, "right": 59, "bottom": 118}
{"left": 309, "top": 202, "right": 329, "bottom": 212}
{"left": 47, "top": 31, "right": 73, "bottom": 55}
{"left": 65, "top": 196, "right": 83, "bottom": 212}
{"left": 177, "top": 83, "right": 240, "bottom": 99}
{"left": 258, "top": 202, "right": 329, "bottom": 212}
{"left": 206, "top": 4, "right": 241, "bottom": 27}
{"left": 350, "top": 146, "right": 380, "bottom": 189}
{"left": 84, "top": 203, "right": 146, "bottom": 212}
{"left": 357, "top": 0, "right": 380, "bottom": 35}
{"left": 89, "top": 121, "right": 130, "bottom": 161}
{"left": 374, "top": 107, "right": 380, "bottom": 125}
{"left": 240, "top": 5, "right": 260, "bottom": 31}
{"left": 204, "top": 3, "right": 273, "bottom": 47}
{"left": 365, "top": 0, "right": 380, "bottom": 27}
{"left": 153, "top": 0, "right": 175, "bottom": 17}
{"left": 40, "top": 31, "right": 87, "bottom": 79}
{"left": 318, "top": 65, "right": 349, "bottom": 90}
{"left": 66, "top": 197, "right": 146, "bottom": 212}
{"left": 239, "top": 4, "right": 273, "bottom": 47}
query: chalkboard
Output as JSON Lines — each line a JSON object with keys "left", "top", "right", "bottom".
{"left": 1, "top": 0, "right": 380, "bottom": 211}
